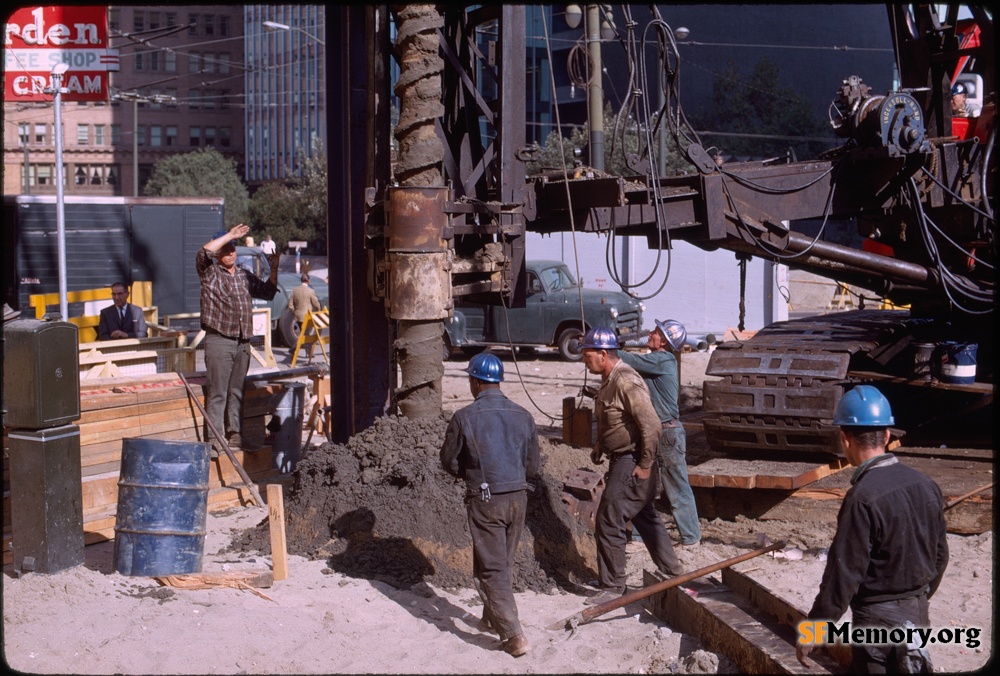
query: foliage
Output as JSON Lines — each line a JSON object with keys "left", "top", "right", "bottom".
{"left": 247, "top": 139, "right": 328, "bottom": 254}
{"left": 697, "top": 57, "right": 835, "bottom": 160}
{"left": 143, "top": 147, "right": 249, "bottom": 227}
{"left": 526, "top": 102, "right": 691, "bottom": 177}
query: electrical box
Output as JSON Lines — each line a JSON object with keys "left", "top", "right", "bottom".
{"left": 2, "top": 319, "right": 80, "bottom": 429}
{"left": 7, "top": 424, "right": 85, "bottom": 574}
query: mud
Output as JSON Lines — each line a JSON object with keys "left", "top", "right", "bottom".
{"left": 229, "top": 414, "right": 599, "bottom": 592}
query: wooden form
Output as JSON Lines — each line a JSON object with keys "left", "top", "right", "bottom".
{"left": 1, "top": 373, "right": 298, "bottom": 566}
{"left": 267, "top": 484, "right": 288, "bottom": 581}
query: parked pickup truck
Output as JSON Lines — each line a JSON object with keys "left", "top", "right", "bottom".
{"left": 444, "top": 260, "right": 644, "bottom": 361}
{"left": 235, "top": 246, "right": 329, "bottom": 347}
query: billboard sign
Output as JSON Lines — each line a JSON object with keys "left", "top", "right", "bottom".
{"left": 3, "top": 6, "right": 119, "bottom": 102}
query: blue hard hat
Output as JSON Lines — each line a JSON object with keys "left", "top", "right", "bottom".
{"left": 654, "top": 318, "right": 687, "bottom": 351}
{"left": 465, "top": 352, "right": 504, "bottom": 383}
{"left": 952, "top": 83, "right": 967, "bottom": 96}
{"left": 580, "top": 327, "right": 619, "bottom": 350}
{"left": 833, "top": 385, "right": 895, "bottom": 427}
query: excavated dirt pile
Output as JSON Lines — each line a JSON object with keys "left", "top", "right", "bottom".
{"left": 229, "top": 414, "right": 599, "bottom": 592}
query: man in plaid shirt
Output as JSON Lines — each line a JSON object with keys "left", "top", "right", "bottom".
{"left": 197, "top": 223, "right": 279, "bottom": 453}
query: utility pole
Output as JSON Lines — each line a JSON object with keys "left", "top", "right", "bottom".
{"left": 586, "top": 4, "right": 604, "bottom": 171}
{"left": 50, "top": 63, "right": 69, "bottom": 321}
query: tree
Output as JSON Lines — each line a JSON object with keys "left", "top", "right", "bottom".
{"left": 526, "top": 102, "right": 690, "bottom": 177}
{"left": 247, "top": 139, "right": 328, "bottom": 253}
{"left": 699, "top": 58, "right": 834, "bottom": 160}
{"left": 144, "top": 147, "right": 250, "bottom": 227}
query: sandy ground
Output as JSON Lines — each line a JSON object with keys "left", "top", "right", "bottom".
{"left": 2, "top": 349, "right": 993, "bottom": 674}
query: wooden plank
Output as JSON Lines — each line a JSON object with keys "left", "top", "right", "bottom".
{"left": 722, "top": 567, "right": 852, "bottom": 668}
{"left": 268, "top": 484, "right": 288, "bottom": 581}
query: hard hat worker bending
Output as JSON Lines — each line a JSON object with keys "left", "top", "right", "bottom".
{"left": 440, "top": 352, "right": 540, "bottom": 657}
{"left": 579, "top": 327, "right": 684, "bottom": 607}
{"left": 618, "top": 318, "right": 701, "bottom": 546}
{"left": 797, "top": 385, "right": 949, "bottom": 673}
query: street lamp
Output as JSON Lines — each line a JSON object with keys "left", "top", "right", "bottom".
{"left": 49, "top": 62, "right": 70, "bottom": 321}
{"left": 262, "top": 20, "right": 325, "bottom": 46}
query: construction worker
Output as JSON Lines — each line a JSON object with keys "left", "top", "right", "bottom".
{"left": 440, "top": 352, "right": 540, "bottom": 658}
{"left": 797, "top": 385, "right": 949, "bottom": 673}
{"left": 579, "top": 327, "right": 684, "bottom": 606}
{"left": 197, "top": 224, "right": 279, "bottom": 453}
{"left": 950, "top": 82, "right": 981, "bottom": 118}
{"left": 619, "top": 319, "right": 701, "bottom": 546}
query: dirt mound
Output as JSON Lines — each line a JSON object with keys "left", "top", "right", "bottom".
{"left": 229, "top": 415, "right": 599, "bottom": 592}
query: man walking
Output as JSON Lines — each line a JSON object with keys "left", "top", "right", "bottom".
{"left": 580, "top": 327, "right": 684, "bottom": 606}
{"left": 288, "top": 274, "right": 321, "bottom": 325}
{"left": 97, "top": 282, "right": 147, "bottom": 340}
{"left": 619, "top": 318, "right": 701, "bottom": 546}
{"left": 797, "top": 385, "right": 949, "bottom": 673}
{"left": 440, "top": 352, "right": 539, "bottom": 657}
{"left": 197, "top": 224, "right": 278, "bottom": 452}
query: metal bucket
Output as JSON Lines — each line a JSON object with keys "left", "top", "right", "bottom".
{"left": 113, "top": 438, "right": 210, "bottom": 576}
{"left": 938, "top": 342, "right": 978, "bottom": 384}
{"left": 911, "top": 342, "right": 937, "bottom": 381}
{"left": 270, "top": 382, "right": 307, "bottom": 473}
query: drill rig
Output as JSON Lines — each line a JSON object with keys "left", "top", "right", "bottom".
{"left": 350, "top": 4, "right": 993, "bottom": 453}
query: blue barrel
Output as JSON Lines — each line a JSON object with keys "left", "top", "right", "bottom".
{"left": 114, "top": 438, "right": 210, "bottom": 576}
{"left": 938, "top": 342, "right": 978, "bottom": 384}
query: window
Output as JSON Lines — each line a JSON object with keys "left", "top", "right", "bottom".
{"left": 109, "top": 9, "right": 120, "bottom": 32}
{"left": 75, "top": 166, "right": 86, "bottom": 185}
{"left": 166, "top": 126, "right": 178, "bottom": 146}
{"left": 111, "top": 125, "right": 122, "bottom": 145}
{"left": 133, "top": 11, "right": 144, "bottom": 32}
{"left": 166, "top": 12, "right": 176, "bottom": 28}
{"left": 189, "top": 90, "right": 200, "bottom": 109}
{"left": 165, "top": 89, "right": 178, "bottom": 106}
{"left": 204, "top": 127, "right": 216, "bottom": 147}
{"left": 149, "top": 12, "right": 160, "bottom": 30}
{"left": 203, "top": 15, "right": 214, "bottom": 36}
{"left": 190, "top": 127, "right": 201, "bottom": 146}
{"left": 150, "top": 126, "right": 162, "bottom": 147}
{"left": 37, "top": 164, "right": 52, "bottom": 186}
{"left": 188, "top": 53, "right": 200, "bottom": 73}
{"left": 34, "top": 123, "right": 47, "bottom": 144}
{"left": 220, "top": 127, "right": 231, "bottom": 148}
{"left": 18, "top": 123, "right": 29, "bottom": 145}
{"left": 149, "top": 51, "right": 160, "bottom": 72}
{"left": 135, "top": 51, "right": 144, "bottom": 70}
{"left": 165, "top": 52, "right": 176, "bottom": 73}
{"left": 203, "top": 89, "right": 217, "bottom": 109}
{"left": 219, "top": 15, "right": 229, "bottom": 37}
{"left": 137, "top": 126, "right": 147, "bottom": 146}
{"left": 94, "top": 125, "right": 106, "bottom": 145}
{"left": 188, "top": 14, "right": 198, "bottom": 36}
{"left": 77, "top": 124, "right": 89, "bottom": 145}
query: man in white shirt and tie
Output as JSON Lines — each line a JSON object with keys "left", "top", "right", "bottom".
{"left": 98, "top": 282, "right": 148, "bottom": 340}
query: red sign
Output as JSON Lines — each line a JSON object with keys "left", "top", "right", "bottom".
{"left": 3, "top": 6, "right": 119, "bottom": 102}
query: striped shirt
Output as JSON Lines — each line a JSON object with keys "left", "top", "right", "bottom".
{"left": 197, "top": 248, "right": 277, "bottom": 339}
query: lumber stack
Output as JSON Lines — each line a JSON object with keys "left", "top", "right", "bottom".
{"left": 2, "top": 374, "right": 291, "bottom": 566}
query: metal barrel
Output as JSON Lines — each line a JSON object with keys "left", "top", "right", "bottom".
{"left": 271, "top": 382, "right": 307, "bottom": 473}
{"left": 113, "top": 438, "right": 210, "bottom": 576}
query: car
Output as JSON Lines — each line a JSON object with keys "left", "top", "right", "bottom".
{"left": 234, "top": 246, "right": 330, "bottom": 347}
{"left": 443, "top": 259, "right": 644, "bottom": 361}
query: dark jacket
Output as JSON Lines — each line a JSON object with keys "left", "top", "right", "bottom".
{"left": 440, "top": 389, "right": 540, "bottom": 497}
{"left": 97, "top": 303, "right": 147, "bottom": 340}
{"left": 807, "top": 454, "right": 949, "bottom": 620}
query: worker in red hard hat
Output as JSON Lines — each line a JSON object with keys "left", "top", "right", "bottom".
{"left": 797, "top": 385, "right": 949, "bottom": 673}
{"left": 579, "top": 327, "right": 684, "bottom": 607}
{"left": 440, "top": 352, "right": 539, "bottom": 658}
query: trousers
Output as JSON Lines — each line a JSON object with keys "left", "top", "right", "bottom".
{"left": 850, "top": 595, "right": 933, "bottom": 673}
{"left": 467, "top": 490, "right": 527, "bottom": 641}
{"left": 657, "top": 425, "right": 701, "bottom": 544}
{"left": 595, "top": 453, "right": 682, "bottom": 592}
{"left": 204, "top": 332, "right": 251, "bottom": 439}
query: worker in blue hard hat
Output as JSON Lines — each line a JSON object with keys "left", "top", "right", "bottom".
{"left": 950, "top": 82, "right": 981, "bottom": 118}
{"left": 797, "top": 385, "right": 949, "bottom": 673}
{"left": 618, "top": 319, "right": 701, "bottom": 547}
{"left": 440, "top": 352, "right": 539, "bottom": 658}
{"left": 578, "top": 327, "right": 684, "bottom": 606}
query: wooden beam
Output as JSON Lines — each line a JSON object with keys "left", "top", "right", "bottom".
{"left": 268, "top": 484, "right": 289, "bottom": 581}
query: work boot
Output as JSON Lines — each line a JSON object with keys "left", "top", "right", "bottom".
{"left": 583, "top": 587, "right": 625, "bottom": 606}
{"left": 501, "top": 634, "right": 530, "bottom": 657}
